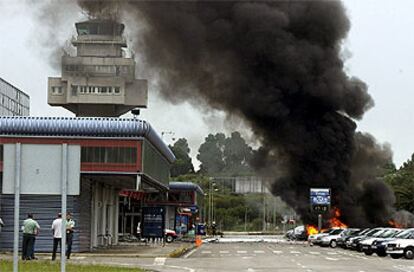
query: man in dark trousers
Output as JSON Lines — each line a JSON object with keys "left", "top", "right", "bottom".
{"left": 22, "top": 213, "right": 40, "bottom": 260}
{"left": 51, "top": 213, "right": 63, "bottom": 261}
{"left": 66, "top": 212, "right": 75, "bottom": 259}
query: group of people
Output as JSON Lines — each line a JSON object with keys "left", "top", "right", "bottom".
{"left": 21, "top": 212, "right": 75, "bottom": 261}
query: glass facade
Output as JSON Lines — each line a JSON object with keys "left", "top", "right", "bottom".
{"left": 81, "top": 146, "right": 137, "bottom": 164}
{"left": 0, "top": 78, "right": 30, "bottom": 116}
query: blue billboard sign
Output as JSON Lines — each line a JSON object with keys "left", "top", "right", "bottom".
{"left": 310, "top": 188, "right": 331, "bottom": 205}
{"left": 142, "top": 207, "right": 165, "bottom": 238}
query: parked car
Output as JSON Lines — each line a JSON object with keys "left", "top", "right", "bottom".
{"left": 386, "top": 229, "right": 414, "bottom": 259}
{"left": 285, "top": 229, "right": 295, "bottom": 240}
{"left": 360, "top": 228, "right": 401, "bottom": 255}
{"left": 347, "top": 228, "right": 384, "bottom": 251}
{"left": 165, "top": 229, "right": 178, "bottom": 243}
{"left": 293, "top": 225, "right": 307, "bottom": 241}
{"left": 308, "top": 228, "right": 335, "bottom": 244}
{"left": 319, "top": 228, "right": 346, "bottom": 248}
{"left": 373, "top": 229, "right": 414, "bottom": 257}
{"left": 337, "top": 228, "right": 362, "bottom": 248}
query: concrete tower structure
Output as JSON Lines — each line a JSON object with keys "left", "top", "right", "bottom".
{"left": 48, "top": 20, "right": 148, "bottom": 117}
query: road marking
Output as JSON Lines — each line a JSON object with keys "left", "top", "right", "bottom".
{"left": 327, "top": 252, "right": 338, "bottom": 255}
{"left": 242, "top": 256, "right": 253, "bottom": 259}
{"left": 183, "top": 247, "right": 198, "bottom": 258}
{"left": 290, "top": 251, "right": 301, "bottom": 254}
{"left": 237, "top": 251, "right": 247, "bottom": 254}
{"left": 309, "top": 251, "right": 320, "bottom": 255}
{"left": 220, "top": 251, "right": 230, "bottom": 254}
{"left": 273, "top": 250, "right": 283, "bottom": 254}
{"left": 247, "top": 269, "right": 256, "bottom": 272}
{"left": 254, "top": 250, "right": 265, "bottom": 254}
{"left": 163, "top": 265, "right": 195, "bottom": 272}
{"left": 153, "top": 257, "right": 166, "bottom": 266}
{"left": 201, "top": 251, "right": 212, "bottom": 254}
{"left": 325, "top": 257, "right": 339, "bottom": 261}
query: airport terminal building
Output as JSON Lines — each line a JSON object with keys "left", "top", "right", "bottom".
{"left": 0, "top": 77, "right": 30, "bottom": 116}
{"left": 0, "top": 116, "right": 175, "bottom": 252}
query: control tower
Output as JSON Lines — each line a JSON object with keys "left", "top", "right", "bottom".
{"left": 48, "top": 20, "right": 148, "bottom": 117}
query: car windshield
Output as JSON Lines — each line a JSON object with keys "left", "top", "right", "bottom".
{"left": 330, "top": 229, "right": 343, "bottom": 235}
{"left": 395, "top": 230, "right": 414, "bottom": 239}
{"left": 343, "top": 229, "right": 359, "bottom": 236}
{"left": 378, "top": 229, "right": 399, "bottom": 238}
{"left": 322, "top": 229, "right": 332, "bottom": 234}
{"left": 366, "top": 229, "right": 382, "bottom": 236}
{"left": 356, "top": 228, "right": 370, "bottom": 235}
{"left": 381, "top": 229, "right": 401, "bottom": 238}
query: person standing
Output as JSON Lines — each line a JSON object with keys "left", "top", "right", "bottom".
{"left": 66, "top": 212, "right": 75, "bottom": 259}
{"left": 51, "top": 213, "right": 63, "bottom": 261}
{"left": 22, "top": 213, "right": 40, "bottom": 260}
{"left": 0, "top": 217, "right": 4, "bottom": 232}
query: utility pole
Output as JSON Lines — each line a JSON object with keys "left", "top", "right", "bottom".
{"left": 244, "top": 207, "right": 247, "bottom": 232}
{"left": 262, "top": 183, "right": 266, "bottom": 232}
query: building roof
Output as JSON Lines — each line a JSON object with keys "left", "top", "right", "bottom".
{"left": 0, "top": 116, "right": 175, "bottom": 163}
{"left": 0, "top": 77, "right": 30, "bottom": 99}
{"left": 169, "top": 181, "right": 205, "bottom": 195}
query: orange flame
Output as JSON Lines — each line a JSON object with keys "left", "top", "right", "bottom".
{"left": 306, "top": 225, "right": 319, "bottom": 236}
{"left": 329, "top": 207, "right": 348, "bottom": 228}
{"left": 388, "top": 220, "right": 403, "bottom": 228}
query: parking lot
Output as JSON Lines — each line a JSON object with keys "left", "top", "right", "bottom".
{"left": 53, "top": 238, "right": 414, "bottom": 272}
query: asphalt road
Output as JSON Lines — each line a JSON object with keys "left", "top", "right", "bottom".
{"left": 70, "top": 240, "right": 414, "bottom": 272}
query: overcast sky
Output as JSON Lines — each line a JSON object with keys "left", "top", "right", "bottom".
{"left": 0, "top": 0, "right": 413, "bottom": 168}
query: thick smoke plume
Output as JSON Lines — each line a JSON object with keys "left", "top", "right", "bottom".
{"left": 71, "top": 1, "right": 395, "bottom": 226}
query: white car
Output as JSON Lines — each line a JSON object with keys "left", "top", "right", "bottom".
{"left": 308, "top": 228, "right": 337, "bottom": 244}
{"left": 360, "top": 228, "right": 401, "bottom": 255}
{"left": 386, "top": 230, "right": 414, "bottom": 259}
{"left": 319, "top": 229, "right": 346, "bottom": 247}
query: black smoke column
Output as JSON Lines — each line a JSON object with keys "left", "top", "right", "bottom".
{"left": 74, "top": 0, "right": 395, "bottom": 226}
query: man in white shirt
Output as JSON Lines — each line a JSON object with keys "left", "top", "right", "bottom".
{"left": 51, "top": 213, "right": 63, "bottom": 261}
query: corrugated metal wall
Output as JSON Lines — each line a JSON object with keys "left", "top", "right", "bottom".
{"left": 0, "top": 179, "right": 92, "bottom": 253}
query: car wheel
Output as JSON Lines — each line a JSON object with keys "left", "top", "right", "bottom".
{"left": 404, "top": 247, "right": 414, "bottom": 260}
{"left": 364, "top": 249, "right": 373, "bottom": 256}
{"left": 330, "top": 240, "right": 337, "bottom": 248}
{"left": 357, "top": 245, "right": 363, "bottom": 252}
{"left": 376, "top": 250, "right": 387, "bottom": 257}
{"left": 166, "top": 235, "right": 174, "bottom": 243}
{"left": 390, "top": 254, "right": 403, "bottom": 259}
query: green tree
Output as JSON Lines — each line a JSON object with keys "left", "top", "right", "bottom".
{"left": 169, "top": 138, "right": 194, "bottom": 177}
{"left": 197, "top": 133, "right": 226, "bottom": 175}
{"left": 384, "top": 154, "right": 414, "bottom": 212}
{"left": 222, "top": 131, "right": 253, "bottom": 175}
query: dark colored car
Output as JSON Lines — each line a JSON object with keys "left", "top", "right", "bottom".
{"left": 336, "top": 228, "right": 361, "bottom": 248}
{"left": 348, "top": 228, "right": 384, "bottom": 251}
{"left": 361, "top": 228, "right": 402, "bottom": 256}
{"left": 343, "top": 228, "right": 370, "bottom": 249}
{"left": 372, "top": 229, "right": 413, "bottom": 257}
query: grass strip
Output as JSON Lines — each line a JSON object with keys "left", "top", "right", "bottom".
{"left": 0, "top": 260, "right": 145, "bottom": 272}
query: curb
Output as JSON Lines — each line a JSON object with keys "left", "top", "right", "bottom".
{"left": 168, "top": 245, "right": 197, "bottom": 258}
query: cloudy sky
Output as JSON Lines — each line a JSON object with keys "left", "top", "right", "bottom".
{"left": 0, "top": 0, "right": 413, "bottom": 168}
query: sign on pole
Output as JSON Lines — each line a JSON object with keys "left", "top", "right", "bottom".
{"left": 142, "top": 207, "right": 165, "bottom": 238}
{"left": 310, "top": 188, "right": 331, "bottom": 213}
